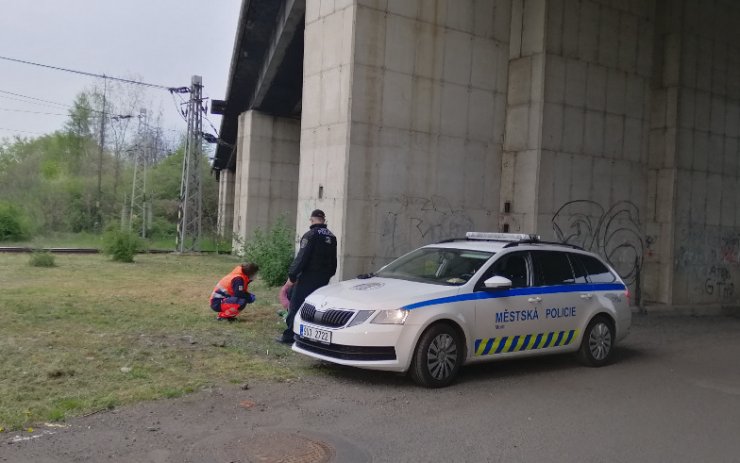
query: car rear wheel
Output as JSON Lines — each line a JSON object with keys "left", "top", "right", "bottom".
{"left": 577, "top": 315, "right": 614, "bottom": 367}
{"left": 409, "top": 323, "right": 463, "bottom": 388}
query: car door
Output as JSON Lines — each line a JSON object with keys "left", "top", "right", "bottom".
{"left": 528, "top": 250, "right": 584, "bottom": 352}
{"left": 471, "top": 251, "right": 542, "bottom": 360}
{"left": 570, "top": 251, "right": 624, "bottom": 320}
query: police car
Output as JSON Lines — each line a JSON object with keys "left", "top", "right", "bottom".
{"left": 291, "top": 233, "right": 631, "bottom": 388}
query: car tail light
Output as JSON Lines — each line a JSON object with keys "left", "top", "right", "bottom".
{"left": 625, "top": 288, "right": 631, "bottom": 305}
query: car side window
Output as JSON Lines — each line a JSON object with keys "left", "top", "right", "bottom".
{"left": 567, "top": 253, "right": 589, "bottom": 283}
{"left": 578, "top": 254, "right": 617, "bottom": 283}
{"left": 532, "top": 251, "right": 576, "bottom": 286}
{"left": 477, "top": 251, "right": 530, "bottom": 289}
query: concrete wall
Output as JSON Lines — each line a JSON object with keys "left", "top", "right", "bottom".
{"left": 232, "top": 111, "right": 300, "bottom": 250}
{"left": 525, "top": 0, "right": 656, "bottom": 297}
{"left": 340, "top": 0, "right": 511, "bottom": 277}
{"left": 299, "top": 0, "right": 354, "bottom": 274}
{"left": 668, "top": 0, "right": 740, "bottom": 307}
{"left": 223, "top": 0, "right": 740, "bottom": 309}
{"left": 217, "top": 169, "right": 235, "bottom": 237}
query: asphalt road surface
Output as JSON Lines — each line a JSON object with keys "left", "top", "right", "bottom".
{"left": 3, "top": 313, "right": 740, "bottom": 463}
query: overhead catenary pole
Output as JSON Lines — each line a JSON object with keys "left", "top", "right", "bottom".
{"left": 130, "top": 108, "right": 148, "bottom": 237}
{"left": 95, "top": 77, "right": 107, "bottom": 231}
{"left": 177, "top": 75, "right": 203, "bottom": 252}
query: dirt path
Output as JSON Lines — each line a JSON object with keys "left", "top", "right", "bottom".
{"left": 3, "top": 314, "right": 740, "bottom": 463}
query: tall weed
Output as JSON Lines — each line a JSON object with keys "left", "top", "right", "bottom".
{"left": 103, "top": 229, "right": 141, "bottom": 263}
{"left": 29, "top": 251, "right": 56, "bottom": 267}
{"left": 243, "top": 218, "right": 295, "bottom": 287}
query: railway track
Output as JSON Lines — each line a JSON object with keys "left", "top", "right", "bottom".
{"left": 0, "top": 247, "right": 176, "bottom": 254}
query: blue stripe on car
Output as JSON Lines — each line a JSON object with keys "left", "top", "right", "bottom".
{"left": 402, "top": 283, "right": 625, "bottom": 310}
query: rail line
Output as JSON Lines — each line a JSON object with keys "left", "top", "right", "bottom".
{"left": 0, "top": 247, "right": 176, "bottom": 254}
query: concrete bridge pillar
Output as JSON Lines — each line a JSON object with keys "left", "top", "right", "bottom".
{"left": 232, "top": 110, "right": 300, "bottom": 252}
{"left": 217, "top": 169, "right": 235, "bottom": 238}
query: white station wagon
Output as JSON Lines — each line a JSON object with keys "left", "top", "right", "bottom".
{"left": 291, "top": 233, "right": 631, "bottom": 387}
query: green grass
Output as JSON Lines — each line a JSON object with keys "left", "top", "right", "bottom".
{"left": 0, "top": 253, "right": 311, "bottom": 430}
{"left": 5, "top": 232, "right": 231, "bottom": 254}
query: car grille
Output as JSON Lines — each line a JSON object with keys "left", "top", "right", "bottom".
{"left": 295, "top": 338, "right": 397, "bottom": 361}
{"left": 300, "top": 303, "right": 354, "bottom": 328}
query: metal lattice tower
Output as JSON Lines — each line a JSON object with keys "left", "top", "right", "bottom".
{"left": 177, "top": 75, "right": 203, "bottom": 252}
{"left": 130, "top": 108, "right": 149, "bottom": 237}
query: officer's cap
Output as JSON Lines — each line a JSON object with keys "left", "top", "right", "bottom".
{"left": 310, "top": 209, "right": 326, "bottom": 219}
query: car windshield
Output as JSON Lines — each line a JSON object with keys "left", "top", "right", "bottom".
{"left": 376, "top": 248, "right": 494, "bottom": 286}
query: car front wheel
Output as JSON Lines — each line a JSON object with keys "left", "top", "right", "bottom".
{"left": 409, "top": 323, "right": 463, "bottom": 388}
{"left": 577, "top": 315, "right": 614, "bottom": 367}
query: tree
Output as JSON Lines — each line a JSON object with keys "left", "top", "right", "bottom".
{"left": 64, "top": 93, "right": 94, "bottom": 139}
{"left": 0, "top": 82, "right": 187, "bottom": 241}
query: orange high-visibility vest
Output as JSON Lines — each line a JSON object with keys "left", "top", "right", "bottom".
{"left": 210, "top": 266, "right": 250, "bottom": 300}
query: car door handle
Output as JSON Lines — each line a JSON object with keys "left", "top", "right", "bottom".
{"left": 528, "top": 296, "right": 542, "bottom": 303}
{"left": 580, "top": 293, "right": 593, "bottom": 300}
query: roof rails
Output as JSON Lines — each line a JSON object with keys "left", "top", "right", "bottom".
{"left": 435, "top": 232, "right": 585, "bottom": 250}
{"left": 436, "top": 232, "right": 539, "bottom": 244}
{"left": 503, "top": 239, "right": 584, "bottom": 250}
{"left": 465, "top": 232, "right": 539, "bottom": 242}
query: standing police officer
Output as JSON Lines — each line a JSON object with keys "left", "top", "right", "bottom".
{"left": 277, "top": 209, "right": 337, "bottom": 344}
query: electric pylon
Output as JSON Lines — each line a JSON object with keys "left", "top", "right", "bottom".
{"left": 177, "top": 75, "right": 203, "bottom": 252}
{"left": 130, "top": 108, "right": 149, "bottom": 237}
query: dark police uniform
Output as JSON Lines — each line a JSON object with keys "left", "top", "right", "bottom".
{"left": 281, "top": 221, "right": 337, "bottom": 342}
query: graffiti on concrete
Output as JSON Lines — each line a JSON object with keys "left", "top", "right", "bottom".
{"left": 704, "top": 265, "right": 734, "bottom": 298}
{"left": 552, "top": 200, "right": 644, "bottom": 285}
{"left": 676, "top": 229, "right": 740, "bottom": 267}
{"left": 720, "top": 234, "right": 740, "bottom": 265}
{"left": 382, "top": 195, "right": 474, "bottom": 256}
{"left": 674, "top": 228, "right": 739, "bottom": 302}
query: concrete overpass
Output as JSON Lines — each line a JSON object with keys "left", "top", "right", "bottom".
{"left": 214, "top": 0, "right": 740, "bottom": 312}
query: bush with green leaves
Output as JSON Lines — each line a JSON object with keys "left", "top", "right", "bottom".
{"left": 103, "top": 229, "right": 141, "bottom": 263}
{"left": 29, "top": 251, "right": 56, "bottom": 267}
{"left": 0, "top": 202, "right": 31, "bottom": 242}
{"left": 243, "top": 218, "right": 295, "bottom": 287}
{"left": 147, "top": 217, "right": 177, "bottom": 240}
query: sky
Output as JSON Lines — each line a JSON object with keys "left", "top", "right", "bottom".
{"left": 0, "top": 0, "right": 241, "bottom": 143}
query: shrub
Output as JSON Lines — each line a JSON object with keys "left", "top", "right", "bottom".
{"left": 147, "top": 217, "right": 177, "bottom": 240}
{"left": 29, "top": 251, "right": 56, "bottom": 267}
{"left": 243, "top": 218, "right": 295, "bottom": 287}
{"left": 0, "top": 202, "right": 31, "bottom": 242}
{"left": 103, "top": 229, "right": 141, "bottom": 263}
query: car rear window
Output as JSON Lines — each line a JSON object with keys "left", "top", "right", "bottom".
{"left": 532, "top": 251, "right": 575, "bottom": 286}
{"left": 567, "top": 253, "right": 589, "bottom": 283}
{"left": 576, "top": 254, "right": 616, "bottom": 283}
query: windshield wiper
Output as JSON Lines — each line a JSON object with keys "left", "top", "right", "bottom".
{"left": 356, "top": 272, "right": 375, "bottom": 279}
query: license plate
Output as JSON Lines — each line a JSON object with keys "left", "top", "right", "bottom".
{"left": 300, "top": 324, "right": 332, "bottom": 344}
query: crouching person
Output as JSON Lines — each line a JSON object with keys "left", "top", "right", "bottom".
{"left": 210, "top": 263, "right": 259, "bottom": 321}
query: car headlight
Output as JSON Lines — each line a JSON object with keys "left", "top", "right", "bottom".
{"left": 371, "top": 309, "right": 409, "bottom": 325}
{"left": 347, "top": 310, "right": 375, "bottom": 327}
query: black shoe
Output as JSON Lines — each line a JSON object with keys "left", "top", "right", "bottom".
{"left": 275, "top": 335, "right": 294, "bottom": 345}
{"left": 217, "top": 317, "right": 236, "bottom": 323}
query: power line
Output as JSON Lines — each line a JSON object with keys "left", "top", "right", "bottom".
{"left": 0, "top": 106, "right": 135, "bottom": 121}
{"left": 0, "top": 94, "right": 68, "bottom": 110}
{"left": 0, "top": 107, "right": 68, "bottom": 117}
{"left": 0, "top": 90, "right": 69, "bottom": 109}
{"left": 0, "top": 55, "right": 178, "bottom": 91}
{"left": 0, "top": 127, "right": 46, "bottom": 135}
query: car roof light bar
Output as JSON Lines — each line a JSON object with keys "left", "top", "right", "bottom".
{"left": 465, "top": 232, "right": 540, "bottom": 242}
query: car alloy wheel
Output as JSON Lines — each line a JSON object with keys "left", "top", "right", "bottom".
{"left": 410, "top": 323, "right": 463, "bottom": 388}
{"left": 577, "top": 315, "right": 615, "bottom": 367}
{"left": 427, "top": 333, "right": 458, "bottom": 380}
{"left": 588, "top": 321, "right": 612, "bottom": 361}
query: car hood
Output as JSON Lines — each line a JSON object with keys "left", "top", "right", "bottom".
{"left": 304, "top": 277, "right": 461, "bottom": 310}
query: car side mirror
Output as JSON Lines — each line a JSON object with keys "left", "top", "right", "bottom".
{"left": 484, "top": 275, "right": 512, "bottom": 289}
